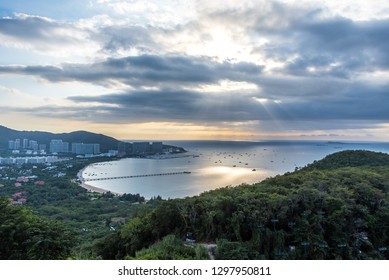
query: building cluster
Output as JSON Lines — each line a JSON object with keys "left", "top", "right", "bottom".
{"left": 8, "top": 138, "right": 102, "bottom": 156}
{"left": 48, "top": 139, "right": 69, "bottom": 153}
{"left": 118, "top": 141, "right": 164, "bottom": 156}
{"left": 0, "top": 156, "right": 61, "bottom": 165}
{"left": 71, "top": 142, "right": 100, "bottom": 155}
{"left": 8, "top": 138, "right": 46, "bottom": 153}
{"left": 49, "top": 140, "right": 101, "bottom": 155}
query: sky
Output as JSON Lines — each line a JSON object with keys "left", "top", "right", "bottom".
{"left": 0, "top": 0, "right": 389, "bottom": 141}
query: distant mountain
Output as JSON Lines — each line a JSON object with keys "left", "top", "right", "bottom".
{"left": 0, "top": 125, "right": 120, "bottom": 152}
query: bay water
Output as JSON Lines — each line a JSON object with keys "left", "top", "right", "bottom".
{"left": 82, "top": 140, "right": 389, "bottom": 199}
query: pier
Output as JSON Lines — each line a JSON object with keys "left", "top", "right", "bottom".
{"left": 83, "top": 171, "right": 191, "bottom": 182}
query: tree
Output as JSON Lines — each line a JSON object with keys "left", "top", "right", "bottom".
{"left": 127, "top": 234, "right": 209, "bottom": 260}
{"left": 0, "top": 198, "right": 75, "bottom": 259}
{"left": 215, "top": 239, "right": 249, "bottom": 260}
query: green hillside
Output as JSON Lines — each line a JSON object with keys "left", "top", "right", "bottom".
{"left": 93, "top": 150, "right": 389, "bottom": 260}
{"left": 303, "top": 150, "right": 389, "bottom": 170}
{"left": 0, "top": 198, "right": 75, "bottom": 259}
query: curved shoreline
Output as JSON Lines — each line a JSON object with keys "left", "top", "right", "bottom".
{"left": 77, "top": 166, "right": 121, "bottom": 195}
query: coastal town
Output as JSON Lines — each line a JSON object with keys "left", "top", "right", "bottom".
{"left": 0, "top": 133, "right": 185, "bottom": 206}
{"left": 0, "top": 156, "right": 86, "bottom": 205}
{"left": 0, "top": 134, "right": 171, "bottom": 247}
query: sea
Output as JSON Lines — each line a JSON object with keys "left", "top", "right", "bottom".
{"left": 82, "top": 140, "right": 389, "bottom": 199}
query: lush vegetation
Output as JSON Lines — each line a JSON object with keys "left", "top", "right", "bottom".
{"left": 2, "top": 150, "right": 389, "bottom": 259}
{"left": 0, "top": 158, "right": 150, "bottom": 259}
{"left": 303, "top": 150, "right": 389, "bottom": 170}
{"left": 93, "top": 150, "right": 389, "bottom": 260}
{"left": 0, "top": 198, "right": 75, "bottom": 259}
{"left": 124, "top": 234, "right": 209, "bottom": 260}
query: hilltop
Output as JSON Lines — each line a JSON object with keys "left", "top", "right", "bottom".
{"left": 302, "top": 150, "right": 389, "bottom": 170}
{"left": 0, "top": 125, "right": 120, "bottom": 152}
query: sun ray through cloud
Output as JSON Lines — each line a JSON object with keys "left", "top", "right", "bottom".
{"left": 0, "top": 0, "right": 388, "bottom": 139}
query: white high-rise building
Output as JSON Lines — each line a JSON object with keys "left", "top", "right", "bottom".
{"left": 23, "top": 139, "right": 29, "bottom": 149}
{"left": 14, "top": 139, "right": 21, "bottom": 150}
{"left": 49, "top": 140, "right": 69, "bottom": 153}
{"left": 71, "top": 143, "right": 100, "bottom": 155}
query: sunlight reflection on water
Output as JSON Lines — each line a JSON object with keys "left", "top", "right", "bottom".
{"left": 82, "top": 141, "right": 389, "bottom": 199}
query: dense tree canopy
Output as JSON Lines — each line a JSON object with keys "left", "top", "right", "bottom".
{"left": 0, "top": 198, "right": 75, "bottom": 259}
{"left": 94, "top": 150, "right": 389, "bottom": 260}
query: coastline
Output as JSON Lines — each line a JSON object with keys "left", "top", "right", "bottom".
{"left": 77, "top": 166, "right": 121, "bottom": 195}
{"left": 71, "top": 141, "right": 389, "bottom": 199}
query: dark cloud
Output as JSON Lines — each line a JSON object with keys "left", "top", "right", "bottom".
{"left": 67, "top": 88, "right": 263, "bottom": 122}
{"left": 260, "top": 15, "right": 389, "bottom": 77}
{"left": 296, "top": 18, "right": 389, "bottom": 55}
{"left": 1, "top": 50, "right": 388, "bottom": 131}
{"left": 64, "top": 82, "right": 389, "bottom": 125}
{"left": 0, "top": 54, "right": 264, "bottom": 86}
{"left": 2, "top": 79, "right": 388, "bottom": 133}
{"left": 0, "top": 14, "right": 56, "bottom": 39}
{"left": 292, "top": 18, "right": 389, "bottom": 74}
{"left": 211, "top": 2, "right": 387, "bottom": 78}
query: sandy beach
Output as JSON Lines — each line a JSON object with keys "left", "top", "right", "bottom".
{"left": 77, "top": 166, "right": 120, "bottom": 195}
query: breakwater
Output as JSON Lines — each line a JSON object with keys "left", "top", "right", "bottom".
{"left": 83, "top": 171, "right": 191, "bottom": 182}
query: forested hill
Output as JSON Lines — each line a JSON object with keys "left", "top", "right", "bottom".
{"left": 302, "top": 150, "right": 389, "bottom": 170}
{"left": 94, "top": 150, "right": 389, "bottom": 260}
{"left": 0, "top": 125, "right": 119, "bottom": 152}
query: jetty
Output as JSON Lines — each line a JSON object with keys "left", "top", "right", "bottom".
{"left": 83, "top": 171, "right": 191, "bottom": 182}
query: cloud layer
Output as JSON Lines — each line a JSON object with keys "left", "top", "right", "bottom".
{"left": 0, "top": 0, "right": 389, "bottom": 139}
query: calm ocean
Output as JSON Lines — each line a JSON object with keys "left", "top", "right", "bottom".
{"left": 82, "top": 140, "right": 389, "bottom": 199}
